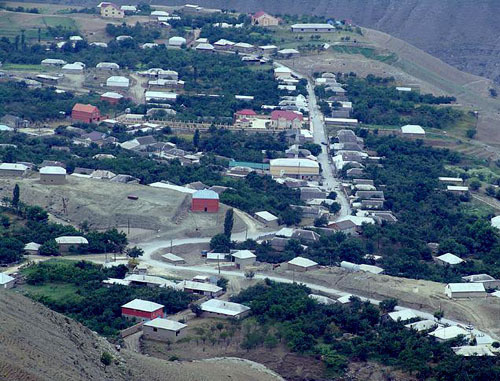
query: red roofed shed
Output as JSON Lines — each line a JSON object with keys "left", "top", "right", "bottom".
{"left": 71, "top": 104, "right": 101, "bottom": 123}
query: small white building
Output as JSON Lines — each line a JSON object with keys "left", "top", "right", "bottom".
{"left": 62, "top": 62, "right": 85, "bottom": 73}
{"left": 0, "top": 163, "right": 28, "bottom": 177}
{"left": 107, "top": 76, "right": 129, "bottom": 88}
{"left": 200, "top": 299, "right": 251, "bottom": 319}
{"left": 143, "top": 318, "right": 187, "bottom": 342}
{"left": 178, "top": 280, "right": 223, "bottom": 297}
{"left": 40, "top": 166, "right": 66, "bottom": 185}
{"left": 168, "top": 36, "right": 187, "bottom": 47}
{"left": 96, "top": 62, "right": 120, "bottom": 70}
{"left": 0, "top": 273, "right": 15, "bottom": 289}
{"left": 309, "top": 294, "right": 336, "bottom": 305}
{"left": 24, "top": 242, "right": 41, "bottom": 254}
{"left": 254, "top": 211, "right": 279, "bottom": 227}
{"left": 55, "top": 236, "right": 88, "bottom": 253}
{"left": 277, "top": 48, "right": 299, "bottom": 56}
{"left": 401, "top": 124, "right": 425, "bottom": 137}
{"left": 206, "top": 253, "right": 227, "bottom": 262}
{"left": 231, "top": 250, "right": 256, "bottom": 269}
{"left": 287, "top": 256, "right": 319, "bottom": 272}
{"left": 447, "top": 185, "right": 469, "bottom": 194}
{"left": 445, "top": 283, "right": 486, "bottom": 299}
{"left": 195, "top": 43, "right": 215, "bottom": 52}
{"left": 291, "top": 23, "right": 335, "bottom": 33}
{"left": 435, "top": 253, "right": 464, "bottom": 266}
{"left": 161, "top": 253, "right": 185, "bottom": 264}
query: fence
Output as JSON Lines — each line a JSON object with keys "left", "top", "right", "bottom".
{"left": 120, "top": 321, "right": 144, "bottom": 338}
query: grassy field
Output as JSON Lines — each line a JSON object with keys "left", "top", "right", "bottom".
{"left": 0, "top": 11, "right": 78, "bottom": 41}
{"left": 331, "top": 45, "right": 398, "bottom": 64}
{"left": 20, "top": 282, "right": 82, "bottom": 302}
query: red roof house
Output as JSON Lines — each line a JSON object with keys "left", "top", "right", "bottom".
{"left": 121, "top": 299, "right": 164, "bottom": 321}
{"left": 191, "top": 189, "right": 219, "bottom": 213}
{"left": 271, "top": 110, "right": 303, "bottom": 129}
{"left": 71, "top": 103, "right": 101, "bottom": 124}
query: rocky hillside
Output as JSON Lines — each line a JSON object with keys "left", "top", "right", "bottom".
{"left": 168, "top": 0, "right": 500, "bottom": 83}
{"left": 0, "top": 291, "right": 282, "bottom": 381}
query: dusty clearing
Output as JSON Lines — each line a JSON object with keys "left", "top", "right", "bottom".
{"left": 0, "top": 176, "right": 246, "bottom": 241}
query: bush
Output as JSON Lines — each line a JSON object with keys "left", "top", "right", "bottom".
{"left": 100, "top": 351, "right": 113, "bottom": 366}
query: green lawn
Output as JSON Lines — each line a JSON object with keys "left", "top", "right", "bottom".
{"left": 2, "top": 63, "right": 49, "bottom": 71}
{"left": 20, "top": 282, "right": 82, "bottom": 302}
{"left": 331, "top": 45, "right": 398, "bottom": 64}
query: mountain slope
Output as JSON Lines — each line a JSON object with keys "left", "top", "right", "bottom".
{"left": 171, "top": 0, "right": 500, "bottom": 83}
{"left": 0, "top": 291, "right": 282, "bottom": 381}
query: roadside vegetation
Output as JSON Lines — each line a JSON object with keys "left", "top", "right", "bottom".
{"left": 232, "top": 280, "right": 499, "bottom": 379}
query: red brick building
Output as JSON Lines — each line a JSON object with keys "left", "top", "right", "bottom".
{"left": 191, "top": 189, "right": 219, "bottom": 213}
{"left": 121, "top": 299, "right": 164, "bottom": 321}
{"left": 71, "top": 103, "right": 101, "bottom": 123}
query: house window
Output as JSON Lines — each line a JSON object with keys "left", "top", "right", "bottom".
{"left": 153, "top": 327, "right": 157, "bottom": 332}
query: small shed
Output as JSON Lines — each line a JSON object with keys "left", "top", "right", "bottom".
{"left": 121, "top": 299, "right": 164, "bottom": 321}
{"left": 143, "top": 318, "right": 187, "bottom": 342}
{"left": 106, "top": 76, "right": 130, "bottom": 88}
{"left": 254, "top": 211, "right": 279, "bottom": 227}
{"left": 445, "top": 283, "right": 486, "bottom": 299}
{"left": 435, "top": 253, "right": 464, "bottom": 266}
{"left": 0, "top": 273, "right": 15, "bottom": 289}
{"left": 231, "top": 250, "right": 256, "bottom": 269}
{"left": 40, "top": 166, "right": 66, "bottom": 185}
{"left": 287, "top": 256, "right": 319, "bottom": 272}
{"left": 168, "top": 36, "right": 187, "bottom": 47}
{"left": 191, "top": 189, "right": 219, "bottom": 213}
{"left": 96, "top": 62, "right": 120, "bottom": 70}
{"left": 24, "top": 242, "right": 41, "bottom": 254}
{"left": 200, "top": 299, "right": 251, "bottom": 319}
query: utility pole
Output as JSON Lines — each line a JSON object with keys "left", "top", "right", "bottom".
{"left": 170, "top": 239, "right": 173, "bottom": 253}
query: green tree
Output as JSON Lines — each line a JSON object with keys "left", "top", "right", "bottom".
{"left": 100, "top": 351, "right": 113, "bottom": 366}
{"left": 126, "top": 246, "right": 144, "bottom": 258}
{"left": 193, "top": 129, "right": 200, "bottom": 148}
{"left": 224, "top": 208, "right": 234, "bottom": 238}
{"left": 39, "top": 239, "right": 59, "bottom": 256}
{"left": 210, "top": 233, "right": 231, "bottom": 252}
{"left": 12, "top": 184, "right": 20, "bottom": 208}
{"left": 379, "top": 298, "right": 398, "bottom": 313}
{"left": 314, "top": 215, "right": 328, "bottom": 227}
{"left": 469, "top": 179, "right": 481, "bottom": 191}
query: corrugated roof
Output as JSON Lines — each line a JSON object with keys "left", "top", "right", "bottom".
{"left": 179, "top": 280, "right": 222, "bottom": 293}
{"left": 429, "top": 326, "right": 470, "bottom": 340}
{"left": 388, "top": 309, "right": 417, "bottom": 322}
{"left": 144, "top": 318, "right": 186, "bottom": 331}
{"left": 401, "top": 124, "right": 425, "bottom": 134}
{"left": 288, "top": 256, "right": 318, "bottom": 267}
{"left": 446, "top": 283, "right": 486, "bottom": 293}
{"left": 270, "top": 158, "right": 319, "bottom": 168}
{"left": 436, "top": 253, "right": 464, "bottom": 265}
{"left": 40, "top": 166, "right": 66, "bottom": 175}
{"left": 232, "top": 250, "right": 256, "bottom": 259}
{"left": 255, "top": 211, "right": 278, "bottom": 221}
{"left": 122, "top": 298, "right": 164, "bottom": 312}
{"left": 200, "top": 299, "right": 250, "bottom": 316}
{"left": 55, "top": 236, "right": 88, "bottom": 244}
{"left": 0, "top": 163, "right": 27, "bottom": 171}
{"left": 192, "top": 189, "right": 219, "bottom": 200}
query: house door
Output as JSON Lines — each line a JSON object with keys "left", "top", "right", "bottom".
{"left": 204, "top": 207, "right": 207, "bottom": 212}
